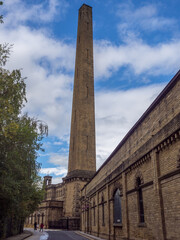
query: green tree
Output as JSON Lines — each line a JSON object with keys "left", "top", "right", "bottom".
{"left": 0, "top": 5, "right": 48, "bottom": 238}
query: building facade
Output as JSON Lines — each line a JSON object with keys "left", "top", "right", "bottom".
{"left": 81, "top": 70, "right": 180, "bottom": 240}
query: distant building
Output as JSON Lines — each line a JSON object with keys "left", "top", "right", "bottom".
{"left": 27, "top": 4, "right": 180, "bottom": 240}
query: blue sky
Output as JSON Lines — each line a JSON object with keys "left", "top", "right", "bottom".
{"left": 1, "top": 0, "right": 180, "bottom": 183}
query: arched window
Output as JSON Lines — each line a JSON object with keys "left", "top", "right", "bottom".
{"left": 38, "top": 214, "right": 40, "bottom": 224}
{"left": 114, "top": 189, "right": 122, "bottom": 224}
{"left": 137, "top": 177, "right": 145, "bottom": 223}
{"left": 101, "top": 195, "right": 105, "bottom": 226}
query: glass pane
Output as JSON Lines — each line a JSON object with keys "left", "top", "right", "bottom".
{"left": 114, "top": 189, "right": 122, "bottom": 223}
{"left": 139, "top": 188, "right": 145, "bottom": 223}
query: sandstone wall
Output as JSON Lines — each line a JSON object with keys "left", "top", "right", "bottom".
{"left": 81, "top": 71, "right": 180, "bottom": 240}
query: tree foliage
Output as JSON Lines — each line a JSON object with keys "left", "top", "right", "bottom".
{"left": 0, "top": 5, "right": 48, "bottom": 238}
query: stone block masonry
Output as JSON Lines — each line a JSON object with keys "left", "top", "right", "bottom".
{"left": 81, "top": 70, "right": 180, "bottom": 240}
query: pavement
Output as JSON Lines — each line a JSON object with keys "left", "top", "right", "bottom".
{"left": 4, "top": 230, "right": 32, "bottom": 240}
{"left": 4, "top": 228, "right": 48, "bottom": 240}
{"left": 4, "top": 228, "right": 105, "bottom": 240}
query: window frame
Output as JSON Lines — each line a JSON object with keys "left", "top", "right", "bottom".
{"left": 137, "top": 177, "right": 145, "bottom": 223}
{"left": 113, "top": 188, "right": 122, "bottom": 224}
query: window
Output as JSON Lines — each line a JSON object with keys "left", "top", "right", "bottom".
{"left": 86, "top": 85, "right": 89, "bottom": 98}
{"left": 73, "top": 137, "right": 75, "bottom": 151}
{"left": 38, "top": 214, "right": 40, "bottom": 224}
{"left": 102, "top": 196, "right": 105, "bottom": 226}
{"left": 137, "top": 177, "right": 145, "bottom": 223}
{"left": 74, "top": 110, "right": 76, "bottom": 122}
{"left": 114, "top": 189, "right": 122, "bottom": 224}
{"left": 86, "top": 136, "right": 88, "bottom": 151}
{"left": 93, "top": 201, "right": 96, "bottom": 226}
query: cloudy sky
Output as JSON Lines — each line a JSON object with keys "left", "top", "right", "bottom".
{"left": 1, "top": 0, "right": 180, "bottom": 183}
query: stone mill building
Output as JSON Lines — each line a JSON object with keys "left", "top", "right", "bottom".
{"left": 27, "top": 4, "right": 180, "bottom": 240}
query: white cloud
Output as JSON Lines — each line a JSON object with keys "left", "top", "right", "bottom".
{"left": 3, "top": 0, "right": 69, "bottom": 26}
{"left": 49, "top": 153, "right": 68, "bottom": 167}
{"left": 116, "top": 3, "right": 176, "bottom": 41}
{"left": 51, "top": 177, "right": 64, "bottom": 184}
{"left": 94, "top": 40, "right": 180, "bottom": 79}
{"left": 40, "top": 167, "right": 67, "bottom": 184}
{"left": 0, "top": 25, "right": 75, "bottom": 138}
{"left": 38, "top": 84, "right": 166, "bottom": 171}
{"left": 40, "top": 167, "right": 67, "bottom": 176}
{"left": 95, "top": 83, "right": 166, "bottom": 168}
{"left": 54, "top": 141, "right": 63, "bottom": 145}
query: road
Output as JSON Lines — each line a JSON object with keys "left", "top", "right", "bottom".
{"left": 47, "top": 231, "right": 90, "bottom": 240}
{"left": 24, "top": 228, "right": 98, "bottom": 240}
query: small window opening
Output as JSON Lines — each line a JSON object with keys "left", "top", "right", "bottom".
{"left": 137, "top": 177, "right": 145, "bottom": 223}
{"left": 73, "top": 137, "right": 75, "bottom": 151}
{"left": 86, "top": 136, "right": 88, "bottom": 151}
{"left": 38, "top": 214, "right": 40, "bottom": 224}
{"left": 86, "top": 85, "right": 89, "bottom": 98}
{"left": 114, "top": 189, "right": 122, "bottom": 224}
{"left": 93, "top": 201, "right": 96, "bottom": 226}
{"left": 74, "top": 110, "right": 76, "bottom": 122}
{"left": 102, "top": 196, "right": 105, "bottom": 226}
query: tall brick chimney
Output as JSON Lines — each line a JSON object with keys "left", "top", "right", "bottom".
{"left": 67, "top": 4, "right": 96, "bottom": 180}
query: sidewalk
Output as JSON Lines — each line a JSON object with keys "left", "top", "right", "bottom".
{"left": 5, "top": 230, "right": 32, "bottom": 240}
{"left": 5, "top": 228, "right": 48, "bottom": 240}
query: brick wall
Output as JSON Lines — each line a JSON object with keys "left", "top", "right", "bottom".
{"left": 81, "top": 72, "right": 180, "bottom": 240}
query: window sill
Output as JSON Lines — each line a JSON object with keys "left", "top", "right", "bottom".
{"left": 138, "top": 222, "right": 147, "bottom": 228}
{"left": 113, "top": 223, "right": 122, "bottom": 227}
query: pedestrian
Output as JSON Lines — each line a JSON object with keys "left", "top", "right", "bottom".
{"left": 34, "top": 222, "right": 37, "bottom": 231}
{"left": 39, "top": 223, "right": 44, "bottom": 232}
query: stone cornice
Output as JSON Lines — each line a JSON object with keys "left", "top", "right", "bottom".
{"left": 84, "top": 117, "right": 180, "bottom": 197}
